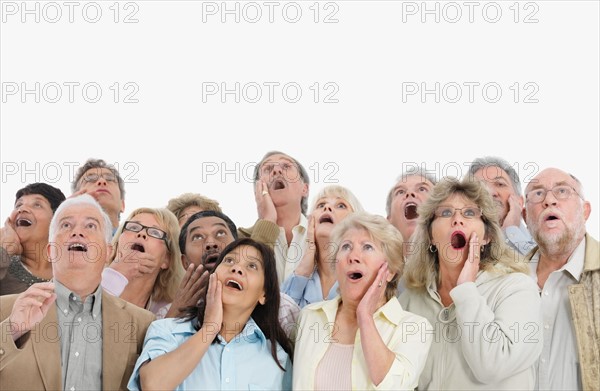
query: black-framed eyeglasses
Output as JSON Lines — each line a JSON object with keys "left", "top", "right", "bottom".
{"left": 82, "top": 172, "right": 117, "bottom": 183}
{"left": 526, "top": 185, "right": 582, "bottom": 204}
{"left": 434, "top": 206, "right": 482, "bottom": 219}
{"left": 123, "top": 221, "right": 169, "bottom": 249}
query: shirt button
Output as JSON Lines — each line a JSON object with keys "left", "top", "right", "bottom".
{"left": 225, "top": 378, "right": 230, "bottom": 383}
{"left": 225, "top": 347, "right": 230, "bottom": 352}
{"left": 0, "top": 348, "right": 5, "bottom": 355}
{"left": 544, "top": 324, "right": 549, "bottom": 330}
{"left": 75, "top": 352, "right": 79, "bottom": 357}
{"left": 70, "top": 387, "right": 75, "bottom": 391}
{"left": 541, "top": 358, "right": 546, "bottom": 364}
{"left": 544, "top": 291, "right": 549, "bottom": 296}
{"left": 64, "top": 309, "right": 68, "bottom": 314}
{"left": 77, "top": 317, "right": 82, "bottom": 322}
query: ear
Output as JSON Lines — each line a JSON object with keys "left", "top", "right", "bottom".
{"left": 583, "top": 201, "right": 591, "bottom": 221}
{"left": 181, "top": 254, "right": 190, "bottom": 269}
{"left": 120, "top": 200, "right": 125, "bottom": 214}
{"left": 258, "top": 290, "right": 266, "bottom": 305}
{"left": 386, "top": 272, "right": 397, "bottom": 283}
{"left": 160, "top": 259, "right": 169, "bottom": 270}
{"left": 522, "top": 206, "right": 527, "bottom": 224}
{"left": 105, "top": 244, "right": 113, "bottom": 266}
{"left": 301, "top": 182, "right": 309, "bottom": 198}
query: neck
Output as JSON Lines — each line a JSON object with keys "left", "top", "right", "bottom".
{"left": 220, "top": 307, "right": 253, "bottom": 343}
{"left": 438, "top": 260, "right": 463, "bottom": 291}
{"left": 538, "top": 236, "right": 584, "bottom": 274}
{"left": 275, "top": 207, "right": 302, "bottom": 243}
{"left": 121, "top": 277, "right": 155, "bottom": 308}
{"left": 56, "top": 276, "right": 100, "bottom": 302}
{"left": 20, "top": 241, "right": 52, "bottom": 276}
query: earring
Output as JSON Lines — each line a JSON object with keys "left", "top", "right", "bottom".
{"left": 428, "top": 244, "right": 437, "bottom": 253}
{"left": 480, "top": 244, "right": 485, "bottom": 253}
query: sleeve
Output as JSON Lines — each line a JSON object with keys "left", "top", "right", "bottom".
{"left": 281, "top": 273, "right": 310, "bottom": 307}
{"left": 0, "top": 248, "right": 10, "bottom": 280}
{"left": 281, "top": 356, "right": 293, "bottom": 391}
{"left": 374, "top": 316, "right": 433, "bottom": 390}
{"left": 127, "top": 320, "right": 179, "bottom": 391}
{"left": 450, "top": 274, "right": 543, "bottom": 384}
{"left": 243, "top": 220, "right": 280, "bottom": 248}
{"left": 503, "top": 226, "right": 537, "bottom": 256}
{"left": 101, "top": 268, "right": 129, "bottom": 297}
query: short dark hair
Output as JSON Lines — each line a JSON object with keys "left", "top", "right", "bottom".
{"left": 71, "top": 158, "right": 125, "bottom": 200}
{"left": 179, "top": 210, "right": 238, "bottom": 255}
{"left": 16, "top": 183, "right": 66, "bottom": 213}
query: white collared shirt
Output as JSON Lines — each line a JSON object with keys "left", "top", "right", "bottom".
{"left": 529, "top": 238, "right": 586, "bottom": 391}
{"left": 273, "top": 214, "right": 308, "bottom": 283}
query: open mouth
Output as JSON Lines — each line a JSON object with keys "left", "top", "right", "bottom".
{"left": 545, "top": 215, "right": 559, "bottom": 221}
{"left": 404, "top": 203, "right": 418, "bottom": 220}
{"left": 131, "top": 243, "right": 145, "bottom": 253}
{"left": 348, "top": 271, "right": 363, "bottom": 281}
{"left": 68, "top": 243, "right": 88, "bottom": 252}
{"left": 319, "top": 215, "right": 333, "bottom": 224}
{"left": 203, "top": 253, "right": 220, "bottom": 270}
{"left": 272, "top": 178, "right": 286, "bottom": 190}
{"left": 451, "top": 232, "right": 467, "bottom": 249}
{"left": 225, "top": 279, "right": 243, "bottom": 291}
{"left": 16, "top": 218, "right": 32, "bottom": 227}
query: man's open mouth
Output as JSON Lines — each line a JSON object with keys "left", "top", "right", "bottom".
{"left": 404, "top": 203, "right": 418, "bottom": 220}
{"left": 68, "top": 243, "right": 88, "bottom": 252}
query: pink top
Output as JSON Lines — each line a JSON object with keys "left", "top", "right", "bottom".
{"left": 315, "top": 343, "right": 354, "bottom": 390}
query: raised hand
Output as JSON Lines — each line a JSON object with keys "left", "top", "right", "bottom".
{"left": 255, "top": 180, "right": 277, "bottom": 223}
{"left": 502, "top": 194, "right": 524, "bottom": 228}
{"left": 1, "top": 217, "right": 23, "bottom": 256}
{"left": 457, "top": 232, "right": 481, "bottom": 285}
{"left": 165, "top": 264, "right": 209, "bottom": 318}
{"left": 8, "top": 282, "right": 56, "bottom": 341}
{"left": 295, "top": 214, "right": 317, "bottom": 277}
{"left": 203, "top": 274, "right": 223, "bottom": 335}
{"left": 357, "top": 262, "right": 389, "bottom": 321}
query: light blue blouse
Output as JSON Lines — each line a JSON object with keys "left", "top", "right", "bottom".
{"left": 281, "top": 269, "right": 338, "bottom": 308}
{"left": 128, "top": 317, "right": 292, "bottom": 390}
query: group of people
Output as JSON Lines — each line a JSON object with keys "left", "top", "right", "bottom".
{"left": 0, "top": 153, "right": 597, "bottom": 390}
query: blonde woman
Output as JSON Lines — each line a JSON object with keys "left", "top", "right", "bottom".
{"left": 282, "top": 185, "right": 363, "bottom": 308}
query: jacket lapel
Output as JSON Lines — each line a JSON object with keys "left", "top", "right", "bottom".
{"left": 31, "top": 304, "right": 62, "bottom": 391}
{"left": 101, "top": 292, "right": 131, "bottom": 391}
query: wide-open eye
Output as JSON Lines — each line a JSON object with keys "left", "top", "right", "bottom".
{"left": 395, "top": 189, "right": 406, "bottom": 196}
{"left": 340, "top": 242, "right": 352, "bottom": 251}
{"left": 336, "top": 202, "right": 348, "bottom": 209}
{"left": 86, "top": 222, "right": 98, "bottom": 230}
{"left": 191, "top": 233, "right": 205, "bottom": 241}
{"left": 223, "top": 257, "right": 235, "bottom": 264}
{"left": 316, "top": 202, "right": 326, "bottom": 209}
{"left": 419, "top": 186, "right": 429, "bottom": 192}
{"left": 363, "top": 243, "right": 374, "bottom": 251}
{"left": 437, "top": 207, "right": 453, "bottom": 218}
{"left": 216, "top": 230, "right": 227, "bottom": 238}
{"left": 463, "top": 208, "right": 478, "bottom": 218}
{"left": 61, "top": 221, "right": 72, "bottom": 229}
{"left": 555, "top": 186, "right": 570, "bottom": 197}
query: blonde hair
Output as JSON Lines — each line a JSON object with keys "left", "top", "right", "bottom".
{"left": 309, "top": 185, "right": 364, "bottom": 214}
{"left": 166, "top": 193, "right": 222, "bottom": 219}
{"left": 330, "top": 212, "right": 404, "bottom": 301}
{"left": 403, "top": 177, "right": 526, "bottom": 291}
{"left": 111, "top": 207, "right": 184, "bottom": 302}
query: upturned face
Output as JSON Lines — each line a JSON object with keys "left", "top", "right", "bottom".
{"left": 388, "top": 175, "right": 433, "bottom": 241}
{"left": 11, "top": 194, "right": 54, "bottom": 245}
{"left": 182, "top": 216, "right": 235, "bottom": 272}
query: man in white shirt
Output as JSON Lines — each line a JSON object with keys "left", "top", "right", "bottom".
{"left": 523, "top": 167, "right": 599, "bottom": 390}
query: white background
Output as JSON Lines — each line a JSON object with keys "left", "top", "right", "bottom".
{"left": 1, "top": 0, "right": 598, "bottom": 239}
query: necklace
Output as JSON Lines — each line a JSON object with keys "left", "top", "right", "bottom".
{"left": 8, "top": 256, "right": 50, "bottom": 286}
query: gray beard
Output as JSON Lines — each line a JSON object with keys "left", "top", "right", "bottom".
{"left": 533, "top": 216, "right": 586, "bottom": 258}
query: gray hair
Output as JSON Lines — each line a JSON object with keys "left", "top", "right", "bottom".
{"left": 385, "top": 168, "right": 437, "bottom": 216}
{"left": 49, "top": 194, "right": 113, "bottom": 244}
{"left": 467, "top": 156, "right": 522, "bottom": 195}
{"left": 310, "top": 185, "right": 364, "bottom": 214}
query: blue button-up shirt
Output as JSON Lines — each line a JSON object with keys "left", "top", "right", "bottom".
{"left": 128, "top": 317, "right": 291, "bottom": 390}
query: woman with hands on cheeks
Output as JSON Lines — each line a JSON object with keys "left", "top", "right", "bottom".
{"left": 282, "top": 185, "right": 363, "bottom": 308}
{"left": 128, "top": 238, "right": 293, "bottom": 391}
{"left": 102, "top": 207, "right": 184, "bottom": 318}
{"left": 293, "top": 213, "right": 432, "bottom": 390}
{"left": 399, "top": 177, "right": 543, "bottom": 390}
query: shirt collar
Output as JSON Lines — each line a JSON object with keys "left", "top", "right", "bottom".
{"left": 54, "top": 279, "right": 102, "bottom": 318}
{"left": 307, "top": 295, "right": 404, "bottom": 325}
{"left": 291, "top": 214, "right": 308, "bottom": 235}
{"left": 216, "top": 317, "right": 266, "bottom": 346}
{"left": 529, "top": 238, "right": 586, "bottom": 282}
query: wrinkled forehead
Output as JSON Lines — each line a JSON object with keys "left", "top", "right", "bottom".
{"left": 526, "top": 168, "right": 579, "bottom": 192}
{"left": 227, "top": 244, "right": 263, "bottom": 263}
{"left": 439, "top": 193, "right": 475, "bottom": 207}
{"left": 474, "top": 165, "right": 511, "bottom": 182}
{"left": 397, "top": 175, "right": 434, "bottom": 187}
{"left": 56, "top": 204, "right": 104, "bottom": 224}
{"left": 15, "top": 193, "right": 51, "bottom": 207}
{"left": 260, "top": 154, "right": 296, "bottom": 167}
{"left": 187, "top": 216, "right": 231, "bottom": 234}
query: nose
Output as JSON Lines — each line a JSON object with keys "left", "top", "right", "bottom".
{"left": 542, "top": 190, "right": 558, "bottom": 207}
{"left": 230, "top": 263, "right": 243, "bottom": 275}
{"left": 136, "top": 231, "right": 147, "bottom": 239}
{"left": 205, "top": 241, "right": 218, "bottom": 251}
{"left": 405, "top": 191, "right": 416, "bottom": 199}
{"left": 324, "top": 204, "right": 332, "bottom": 212}
{"left": 271, "top": 164, "right": 283, "bottom": 176}
{"left": 347, "top": 246, "right": 361, "bottom": 264}
{"left": 96, "top": 176, "right": 107, "bottom": 186}
{"left": 451, "top": 212, "right": 465, "bottom": 226}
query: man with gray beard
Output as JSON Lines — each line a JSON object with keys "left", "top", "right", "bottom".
{"left": 523, "top": 168, "right": 599, "bottom": 391}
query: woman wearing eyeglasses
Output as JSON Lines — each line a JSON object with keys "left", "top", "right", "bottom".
{"left": 103, "top": 208, "right": 184, "bottom": 318}
{"left": 399, "top": 177, "right": 543, "bottom": 390}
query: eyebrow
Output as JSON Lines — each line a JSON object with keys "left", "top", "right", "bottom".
{"left": 528, "top": 180, "right": 573, "bottom": 191}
